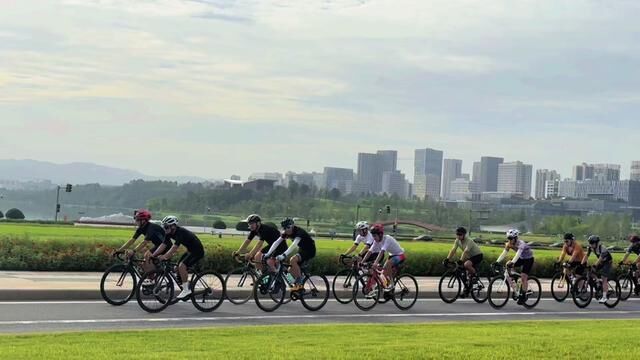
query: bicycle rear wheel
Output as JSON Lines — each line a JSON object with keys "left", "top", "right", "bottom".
{"left": 571, "top": 276, "right": 592, "bottom": 308}
{"left": 618, "top": 274, "right": 633, "bottom": 301}
{"left": 253, "top": 273, "right": 285, "bottom": 312}
{"left": 300, "top": 274, "right": 330, "bottom": 311}
{"left": 604, "top": 279, "right": 621, "bottom": 309}
{"left": 488, "top": 276, "right": 510, "bottom": 309}
{"left": 100, "top": 264, "right": 137, "bottom": 306}
{"left": 550, "top": 272, "right": 569, "bottom": 302}
{"left": 332, "top": 269, "right": 356, "bottom": 304}
{"left": 392, "top": 274, "right": 419, "bottom": 310}
{"left": 470, "top": 276, "right": 489, "bottom": 304}
{"left": 191, "top": 271, "right": 226, "bottom": 312}
{"left": 224, "top": 267, "right": 256, "bottom": 305}
{"left": 437, "top": 272, "right": 461, "bottom": 304}
{"left": 353, "top": 274, "right": 381, "bottom": 311}
{"left": 522, "top": 276, "right": 542, "bottom": 309}
{"left": 136, "top": 270, "right": 174, "bottom": 313}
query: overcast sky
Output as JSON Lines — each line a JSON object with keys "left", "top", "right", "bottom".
{"left": 1, "top": 0, "right": 639, "bottom": 181}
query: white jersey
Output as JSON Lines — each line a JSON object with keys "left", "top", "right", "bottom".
{"left": 354, "top": 232, "right": 374, "bottom": 247}
{"left": 370, "top": 235, "right": 404, "bottom": 256}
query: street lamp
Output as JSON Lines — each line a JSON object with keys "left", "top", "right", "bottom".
{"left": 54, "top": 184, "right": 73, "bottom": 222}
{"left": 204, "top": 206, "right": 211, "bottom": 232}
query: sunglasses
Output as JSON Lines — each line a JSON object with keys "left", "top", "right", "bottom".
{"left": 507, "top": 236, "right": 516, "bottom": 240}
{"left": 456, "top": 233, "right": 464, "bottom": 236}
{"left": 163, "top": 225, "right": 172, "bottom": 230}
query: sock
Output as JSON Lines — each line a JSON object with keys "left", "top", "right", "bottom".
{"left": 184, "top": 281, "right": 190, "bottom": 290}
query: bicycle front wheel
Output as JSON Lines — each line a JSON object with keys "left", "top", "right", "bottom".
{"left": 488, "top": 276, "right": 510, "bottom": 309}
{"left": 571, "top": 276, "right": 592, "bottom": 308}
{"left": 438, "top": 272, "right": 461, "bottom": 304}
{"left": 604, "top": 279, "right": 621, "bottom": 309}
{"left": 392, "top": 274, "right": 419, "bottom": 310}
{"left": 353, "top": 274, "right": 381, "bottom": 311}
{"left": 550, "top": 272, "right": 569, "bottom": 302}
{"left": 470, "top": 276, "right": 489, "bottom": 304}
{"left": 136, "top": 270, "right": 174, "bottom": 313}
{"left": 100, "top": 264, "right": 137, "bottom": 306}
{"left": 224, "top": 267, "right": 256, "bottom": 305}
{"left": 618, "top": 274, "right": 633, "bottom": 301}
{"left": 522, "top": 276, "right": 542, "bottom": 309}
{"left": 191, "top": 271, "right": 226, "bottom": 312}
{"left": 300, "top": 274, "right": 330, "bottom": 311}
{"left": 253, "top": 273, "right": 285, "bottom": 312}
{"left": 332, "top": 269, "right": 356, "bottom": 304}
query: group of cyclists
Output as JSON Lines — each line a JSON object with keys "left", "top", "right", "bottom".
{"left": 111, "top": 208, "right": 640, "bottom": 311}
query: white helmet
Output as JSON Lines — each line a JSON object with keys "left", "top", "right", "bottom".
{"left": 161, "top": 215, "right": 179, "bottom": 227}
{"left": 506, "top": 229, "right": 519, "bottom": 239}
{"left": 355, "top": 221, "right": 369, "bottom": 231}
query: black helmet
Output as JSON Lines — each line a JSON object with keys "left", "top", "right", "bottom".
{"left": 588, "top": 235, "right": 600, "bottom": 244}
{"left": 563, "top": 233, "right": 575, "bottom": 241}
{"left": 245, "top": 214, "right": 261, "bottom": 223}
{"left": 455, "top": 227, "right": 467, "bottom": 235}
{"left": 281, "top": 218, "right": 295, "bottom": 229}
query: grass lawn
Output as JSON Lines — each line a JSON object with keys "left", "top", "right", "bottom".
{"left": 0, "top": 320, "right": 636, "bottom": 359}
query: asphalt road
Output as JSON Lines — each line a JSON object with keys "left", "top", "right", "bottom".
{"left": 1, "top": 298, "right": 640, "bottom": 333}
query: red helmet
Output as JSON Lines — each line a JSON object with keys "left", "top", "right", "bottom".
{"left": 629, "top": 235, "right": 640, "bottom": 242}
{"left": 370, "top": 223, "right": 385, "bottom": 236}
{"left": 134, "top": 209, "right": 152, "bottom": 221}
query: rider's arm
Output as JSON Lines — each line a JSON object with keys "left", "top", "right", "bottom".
{"left": 264, "top": 237, "right": 285, "bottom": 257}
{"left": 343, "top": 243, "right": 358, "bottom": 256}
{"left": 496, "top": 247, "right": 509, "bottom": 263}
{"left": 132, "top": 240, "right": 150, "bottom": 253}
{"left": 235, "top": 238, "right": 252, "bottom": 255}
{"left": 247, "top": 240, "right": 264, "bottom": 259}
{"left": 161, "top": 244, "right": 179, "bottom": 260}
{"left": 446, "top": 243, "right": 458, "bottom": 261}
{"left": 282, "top": 237, "right": 301, "bottom": 257}
{"left": 558, "top": 247, "right": 567, "bottom": 262}
{"left": 373, "top": 251, "right": 383, "bottom": 266}
{"left": 358, "top": 244, "right": 371, "bottom": 257}
{"left": 117, "top": 238, "right": 138, "bottom": 252}
{"left": 510, "top": 248, "right": 524, "bottom": 264}
{"left": 150, "top": 243, "right": 167, "bottom": 257}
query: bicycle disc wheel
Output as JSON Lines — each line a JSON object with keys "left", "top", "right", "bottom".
{"left": 224, "top": 267, "right": 256, "bottom": 305}
{"left": 253, "top": 273, "right": 285, "bottom": 312}
{"left": 550, "top": 272, "right": 569, "bottom": 302}
{"left": 191, "top": 271, "right": 226, "bottom": 312}
{"left": 618, "top": 274, "right": 633, "bottom": 301}
{"left": 522, "top": 276, "right": 542, "bottom": 309}
{"left": 571, "top": 276, "right": 592, "bottom": 308}
{"left": 353, "top": 274, "right": 381, "bottom": 311}
{"left": 488, "top": 276, "right": 510, "bottom": 309}
{"left": 100, "top": 264, "right": 137, "bottom": 306}
{"left": 392, "top": 274, "right": 419, "bottom": 310}
{"left": 438, "top": 272, "right": 461, "bottom": 304}
{"left": 300, "top": 274, "right": 330, "bottom": 311}
{"left": 136, "top": 270, "right": 174, "bottom": 313}
{"left": 470, "top": 276, "right": 489, "bottom": 304}
{"left": 332, "top": 269, "right": 356, "bottom": 304}
{"left": 604, "top": 279, "right": 621, "bottom": 308}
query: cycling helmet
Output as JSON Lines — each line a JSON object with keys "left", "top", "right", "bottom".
{"left": 587, "top": 235, "right": 600, "bottom": 244}
{"left": 564, "top": 233, "right": 575, "bottom": 241}
{"left": 281, "top": 218, "right": 295, "bottom": 230}
{"left": 629, "top": 235, "right": 640, "bottom": 242}
{"left": 161, "top": 215, "right": 179, "bottom": 227}
{"left": 245, "top": 214, "right": 262, "bottom": 223}
{"left": 455, "top": 227, "right": 467, "bottom": 235}
{"left": 506, "top": 229, "right": 519, "bottom": 239}
{"left": 134, "top": 209, "right": 151, "bottom": 221}
{"left": 370, "top": 223, "right": 384, "bottom": 236}
{"left": 355, "top": 221, "right": 370, "bottom": 231}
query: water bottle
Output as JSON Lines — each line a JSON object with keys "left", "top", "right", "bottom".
{"left": 285, "top": 272, "right": 296, "bottom": 285}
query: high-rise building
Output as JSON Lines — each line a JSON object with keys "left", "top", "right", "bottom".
{"left": 285, "top": 172, "right": 319, "bottom": 188}
{"left": 357, "top": 153, "right": 381, "bottom": 193}
{"left": 376, "top": 150, "right": 398, "bottom": 173}
{"left": 631, "top": 161, "right": 640, "bottom": 181}
{"left": 414, "top": 148, "right": 443, "bottom": 200}
{"left": 497, "top": 161, "right": 533, "bottom": 197}
{"left": 479, "top": 156, "right": 504, "bottom": 192}
{"left": 248, "top": 172, "right": 284, "bottom": 186}
{"left": 323, "top": 167, "right": 354, "bottom": 194}
{"left": 441, "top": 159, "right": 463, "bottom": 200}
{"left": 535, "top": 169, "right": 561, "bottom": 199}
{"left": 382, "top": 170, "right": 409, "bottom": 199}
{"left": 558, "top": 180, "right": 630, "bottom": 201}
{"left": 593, "top": 164, "right": 621, "bottom": 181}
{"left": 449, "top": 178, "right": 481, "bottom": 201}
{"left": 545, "top": 179, "right": 560, "bottom": 199}
{"left": 573, "top": 163, "right": 594, "bottom": 181}
{"left": 472, "top": 162, "right": 481, "bottom": 183}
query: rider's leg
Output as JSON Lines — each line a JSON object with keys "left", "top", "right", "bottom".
{"left": 254, "top": 252, "right": 264, "bottom": 272}
{"left": 383, "top": 259, "right": 394, "bottom": 287}
{"left": 290, "top": 254, "right": 302, "bottom": 281}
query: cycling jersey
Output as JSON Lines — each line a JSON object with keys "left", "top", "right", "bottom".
{"left": 452, "top": 236, "right": 482, "bottom": 260}
{"left": 562, "top": 242, "right": 585, "bottom": 261}
{"left": 283, "top": 226, "right": 315, "bottom": 252}
{"left": 370, "top": 235, "right": 404, "bottom": 256}
{"left": 248, "top": 224, "right": 282, "bottom": 247}
{"left": 133, "top": 222, "right": 171, "bottom": 249}
{"left": 587, "top": 244, "right": 612, "bottom": 263}
{"left": 354, "top": 232, "right": 374, "bottom": 247}
{"left": 626, "top": 241, "right": 640, "bottom": 256}
{"left": 505, "top": 240, "right": 533, "bottom": 260}
{"left": 166, "top": 226, "right": 204, "bottom": 255}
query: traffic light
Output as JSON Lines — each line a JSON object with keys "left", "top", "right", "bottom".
{"left": 65, "top": 184, "right": 73, "bottom": 193}
{"left": 392, "top": 223, "right": 397, "bottom": 233}
{"left": 306, "top": 219, "right": 310, "bottom": 228}
{"left": 56, "top": 204, "right": 61, "bottom": 213}
{"left": 386, "top": 205, "right": 391, "bottom": 214}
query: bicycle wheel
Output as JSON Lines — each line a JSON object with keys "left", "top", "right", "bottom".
{"left": 618, "top": 274, "right": 633, "bottom": 301}
{"left": 392, "top": 274, "right": 419, "bottom": 310}
{"left": 300, "top": 274, "right": 330, "bottom": 311}
{"left": 470, "top": 276, "right": 489, "bottom": 304}
{"left": 191, "top": 271, "right": 226, "bottom": 312}
{"left": 100, "top": 264, "right": 137, "bottom": 306}
{"left": 353, "top": 274, "right": 381, "bottom": 311}
{"left": 550, "top": 272, "right": 569, "bottom": 302}
{"left": 522, "top": 276, "right": 542, "bottom": 309}
{"left": 604, "top": 279, "right": 621, "bottom": 309}
{"left": 488, "top": 276, "right": 510, "bottom": 309}
{"left": 438, "top": 272, "right": 461, "bottom": 304}
{"left": 136, "top": 270, "right": 174, "bottom": 313}
{"left": 332, "top": 269, "right": 356, "bottom": 304}
{"left": 253, "top": 273, "right": 285, "bottom": 312}
{"left": 571, "top": 276, "right": 592, "bottom": 308}
{"left": 224, "top": 267, "right": 256, "bottom": 305}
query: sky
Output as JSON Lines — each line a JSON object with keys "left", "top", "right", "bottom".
{"left": 1, "top": 0, "right": 639, "bottom": 181}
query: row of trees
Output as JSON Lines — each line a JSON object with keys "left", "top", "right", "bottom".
{"left": 0, "top": 208, "right": 25, "bottom": 220}
{"left": 533, "top": 214, "right": 633, "bottom": 240}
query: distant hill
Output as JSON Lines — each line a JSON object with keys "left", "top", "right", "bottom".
{"left": 0, "top": 159, "right": 210, "bottom": 185}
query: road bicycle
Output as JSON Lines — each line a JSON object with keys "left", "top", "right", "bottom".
{"left": 571, "top": 265, "right": 620, "bottom": 309}
{"left": 438, "top": 260, "right": 488, "bottom": 304}
{"left": 352, "top": 263, "right": 419, "bottom": 311}
{"left": 487, "top": 263, "right": 541, "bottom": 309}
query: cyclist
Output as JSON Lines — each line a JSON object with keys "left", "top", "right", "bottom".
{"left": 114, "top": 209, "right": 172, "bottom": 273}
{"left": 582, "top": 235, "right": 613, "bottom": 304}
{"left": 557, "top": 233, "right": 585, "bottom": 278}
{"left": 495, "top": 229, "right": 534, "bottom": 305}
{"left": 158, "top": 215, "right": 205, "bottom": 300}
{"left": 363, "top": 223, "right": 405, "bottom": 290}
{"left": 265, "top": 218, "right": 316, "bottom": 292}
{"left": 341, "top": 221, "right": 381, "bottom": 263}
{"left": 444, "top": 226, "right": 483, "bottom": 296}
{"left": 620, "top": 235, "right": 640, "bottom": 295}
{"left": 232, "top": 214, "right": 286, "bottom": 272}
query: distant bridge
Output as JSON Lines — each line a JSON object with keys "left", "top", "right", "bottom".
{"left": 379, "top": 220, "right": 446, "bottom": 232}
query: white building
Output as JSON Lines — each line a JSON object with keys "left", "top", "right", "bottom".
{"left": 497, "top": 161, "right": 533, "bottom": 198}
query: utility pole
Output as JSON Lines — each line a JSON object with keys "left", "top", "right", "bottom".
{"left": 54, "top": 186, "right": 61, "bottom": 222}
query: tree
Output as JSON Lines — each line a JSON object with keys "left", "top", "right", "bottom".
{"left": 0, "top": 210, "right": 3, "bottom": 219}
{"left": 212, "top": 220, "right": 227, "bottom": 229}
{"left": 5, "top": 208, "right": 25, "bottom": 220}
{"left": 235, "top": 221, "right": 249, "bottom": 231}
